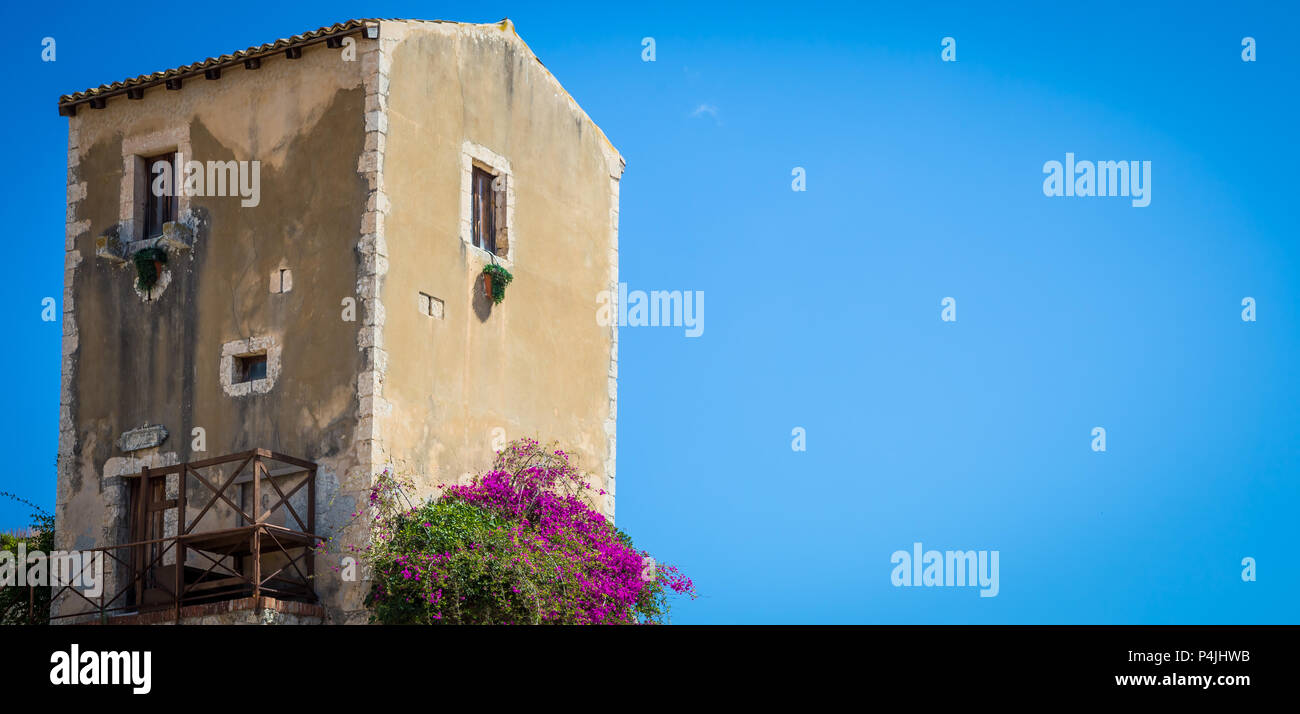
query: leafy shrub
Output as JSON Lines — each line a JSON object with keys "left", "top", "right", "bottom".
{"left": 353, "top": 439, "right": 694, "bottom": 624}
{"left": 0, "top": 492, "right": 54, "bottom": 625}
{"left": 132, "top": 246, "right": 167, "bottom": 291}
{"left": 481, "top": 263, "right": 513, "bottom": 304}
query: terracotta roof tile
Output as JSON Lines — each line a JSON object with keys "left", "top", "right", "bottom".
{"left": 57, "top": 19, "right": 380, "bottom": 112}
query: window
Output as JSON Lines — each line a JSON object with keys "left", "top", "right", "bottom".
{"left": 121, "top": 128, "right": 191, "bottom": 245}
{"left": 234, "top": 353, "right": 268, "bottom": 383}
{"left": 471, "top": 166, "right": 497, "bottom": 254}
{"left": 459, "top": 141, "right": 513, "bottom": 262}
{"left": 143, "top": 153, "right": 177, "bottom": 240}
{"left": 221, "top": 336, "right": 279, "bottom": 396}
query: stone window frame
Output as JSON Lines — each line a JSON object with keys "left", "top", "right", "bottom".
{"left": 220, "top": 336, "right": 281, "bottom": 397}
{"left": 121, "top": 127, "right": 193, "bottom": 243}
{"left": 458, "top": 140, "right": 515, "bottom": 266}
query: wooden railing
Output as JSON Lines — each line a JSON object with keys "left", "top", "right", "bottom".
{"left": 50, "top": 449, "right": 322, "bottom": 623}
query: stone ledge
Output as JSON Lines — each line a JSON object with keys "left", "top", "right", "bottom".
{"left": 81, "top": 597, "right": 325, "bottom": 625}
{"left": 96, "top": 221, "right": 194, "bottom": 263}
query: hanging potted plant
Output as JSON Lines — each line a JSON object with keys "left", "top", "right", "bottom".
{"left": 481, "top": 262, "right": 513, "bottom": 305}
{"left": 132, "top": 246, "right": 168, "bottom": 291}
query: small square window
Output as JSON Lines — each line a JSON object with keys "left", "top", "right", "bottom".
{"left": 234, "top": 353, "right": 268, "bottom": 383}
{"left": 220, "top": 337, "right": 278, "bottom": 396}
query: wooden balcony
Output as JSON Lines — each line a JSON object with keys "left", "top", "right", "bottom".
{"left": 51, "top": 449, "right": 322, "bottom": 623}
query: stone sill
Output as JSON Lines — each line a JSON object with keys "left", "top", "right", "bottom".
{"left": 96, "top": 222, "right": 193, "bottom": 264}
{"left": 467, "top": 242, "right": 513, "bottom": 270}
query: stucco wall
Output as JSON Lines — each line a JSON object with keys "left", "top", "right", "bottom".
{"left": 377, "top": 20, "right": 622, "bottom": 514}
{"left": 56, "top": 43, "right": 373, "bottom": 622}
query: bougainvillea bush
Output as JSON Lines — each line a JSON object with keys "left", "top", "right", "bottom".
{"left": 352, "top": 439, "right": 694, "bottom": 624}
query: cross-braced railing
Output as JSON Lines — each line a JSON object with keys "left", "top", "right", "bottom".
{"left": 50, "top": 449, "right": 322, "bottom": 623}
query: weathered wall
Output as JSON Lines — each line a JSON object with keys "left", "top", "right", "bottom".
{"left": 377, "top": 20, "right": 622, "bottom": 514}
{"left": 54, "top": 19, "right": 623, "bottom": 624}
{"left": 56, "top": 43, "right": 373, "bottom": 622}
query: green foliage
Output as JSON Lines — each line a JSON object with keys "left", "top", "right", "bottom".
{"left": 481, "top": 263, "right": 513, "bottom": 304}
{"left": 354, "top": 440, "right": 696, "bottom": 625}
{"left": 390, "top": 500, "right": 506, "bottom": 557}
{"left": 368, "top": 499, "right": 545, "bottom": 625}
{"left": 132, "top": 246, "right": 168, "bottom": 291}
{"left": 0, "top": 492, "right": 54, "bottom": 625}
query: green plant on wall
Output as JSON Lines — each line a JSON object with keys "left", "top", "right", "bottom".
{"left": 481, "top": 263, "right": 513, "bottom": 305}
{"left": 1, "top": 491, "right": 54, "bottom": 625}
{"left": 132, "top": 247, "right": 168, "bottom": 291}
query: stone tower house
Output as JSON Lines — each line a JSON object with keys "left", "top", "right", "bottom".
{"left": 54, "top": 19, "right": 623, "bottom": 623}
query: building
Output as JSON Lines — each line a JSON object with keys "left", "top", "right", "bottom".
{"left": 53, "top": 19, "right": 623, "bottom": 624}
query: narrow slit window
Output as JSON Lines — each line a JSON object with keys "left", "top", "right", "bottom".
{"left": 143, "top": 153, "right": 177, "bottom": 240}
{"left": 471, "top": 166, "right": 497, "bottom": 254}
{"left": 234, "top": 353, "right": 268, "bottom": 383}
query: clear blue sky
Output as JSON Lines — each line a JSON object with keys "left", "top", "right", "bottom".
{"left": 3, "top": 1, "right": 1296, "bottom": 623}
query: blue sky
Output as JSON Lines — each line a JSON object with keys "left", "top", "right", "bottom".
{"left": 3, "top": 1, "right": 1296, "bottom": 623}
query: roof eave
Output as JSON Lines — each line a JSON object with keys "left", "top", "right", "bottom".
{"left": 57, "top": 19, "right": 380, "bottom": 116}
